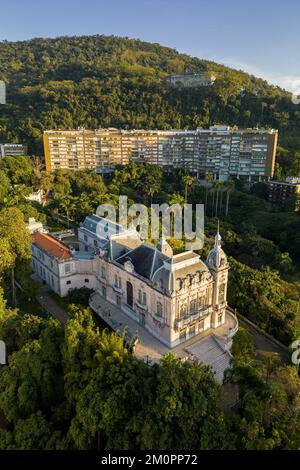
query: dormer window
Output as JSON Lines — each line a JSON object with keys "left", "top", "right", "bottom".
{"left": 124, "top": 260, "right": 134, "bottom": 273}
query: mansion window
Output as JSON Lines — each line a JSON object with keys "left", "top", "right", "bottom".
{"left": 179, "top": 330, "right": 186, "bottom": 342}
{"left": 218, "top": 283, "right": 226, "bottom": 304}
{"left": 101, "top": 266, "right": 106, "bottom": 280}
{"left": 189, "top": 325, "right": 196, "bottom": 337}
{"left": 138, "top": 290, "right": 147, "bottom": 306}
{"left": 156, "top": 301, "right": 163, "bottom": 317}
{"left": 179, "top": 304, "right": 187, "bottom": 319}
{"left": 190, "top": 299, "right": 197, "bottom": 314}
{"left": 114, "top": 274, "right": 122, "bottom": 289}
{"left": 65, "top": 264, "right": 71, "bottom": 274}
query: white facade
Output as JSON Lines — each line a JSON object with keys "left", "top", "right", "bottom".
{"left": 31, "top": 233, "right": 99, "bottom": 297}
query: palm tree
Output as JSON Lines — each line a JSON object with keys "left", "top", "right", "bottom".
{"left": 168, "top": 193, "right": 185, "bottom": 238}
{"left": 204, "top": 172, "right": 213, "bottom": 214}
{"left": 169, "top": 193, "right": 185, "bottom": 207}
{"left": 214, "top": 180, "right": 223, "bottom": 217}
{"left": 225, "top": 180, "right": 235, "bottom": 216}
{"left": 182, "top": 175, "right": 195, "bottom": 203}
{"left": 59, "top": 197, "right": 76, "bottom": 228}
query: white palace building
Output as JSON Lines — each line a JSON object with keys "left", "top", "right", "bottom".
{"left": 31, "top": 215, "right": 238, "bottom": 382}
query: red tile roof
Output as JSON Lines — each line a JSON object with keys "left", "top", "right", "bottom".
{"left": 32, "top": 232, "right": 72, "bottom": 260}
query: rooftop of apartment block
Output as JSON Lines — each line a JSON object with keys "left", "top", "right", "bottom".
{"left": 44, "top": 126, "right": 277, "bottom": 136}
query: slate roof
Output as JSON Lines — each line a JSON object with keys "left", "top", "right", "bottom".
{"left": 116, "top": 244, "right": 169, "bottom": 281}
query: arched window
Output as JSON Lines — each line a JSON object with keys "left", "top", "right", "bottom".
{"left": 156, "top": 301, "right": 163, "bottom": 317}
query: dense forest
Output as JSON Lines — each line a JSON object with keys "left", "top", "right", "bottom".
{"left": 0, "top": 34, "right": 299, "bottom": 175}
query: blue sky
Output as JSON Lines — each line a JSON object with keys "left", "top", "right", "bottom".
{"left": 1, "top": 0, "right": 300, "bottom": 93}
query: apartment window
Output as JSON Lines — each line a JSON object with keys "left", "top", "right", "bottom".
{"left": 50, "top": 260, "right": 54, "bottom": 269}
{"left": 156, "top": 301, "right": 163, "bottom": 317}
{"left": 116, "top": 295, "right": 121, "bottom": 306}
{"left": 94, "top": 239, "right": 98, "bottom": 248}
{"left": 84, "top": 234, "right": 88, "bottom": 242}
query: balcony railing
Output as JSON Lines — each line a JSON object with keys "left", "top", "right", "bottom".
{"left": 175, "top": 305, "right": 211, "bottom": 330}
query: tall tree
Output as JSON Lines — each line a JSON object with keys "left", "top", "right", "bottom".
{"left": 0, "top": 208, "right": 32, "bottom": 306}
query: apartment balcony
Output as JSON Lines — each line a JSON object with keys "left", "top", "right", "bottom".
{"left": 175, "top": 305, "right": 212, "bottom": 330}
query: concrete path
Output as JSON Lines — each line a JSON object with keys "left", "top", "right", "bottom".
{"left": 37, "top": 287, "right": 69, "bottom": 326}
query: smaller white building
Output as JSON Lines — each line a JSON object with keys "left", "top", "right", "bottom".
{"left": 26, "top": 189, "right": 44, "bottom": 205}
{"left": 164, "top": 72, "right": 216, "bottom": 88}
{"left": 26, "top": 217, "right": 46, "bottom": 234}
{"left": 32, "top": 232, "right": 98, "bottom": 297}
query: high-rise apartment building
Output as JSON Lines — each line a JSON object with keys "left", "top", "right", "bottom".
{"left": 43, "top": 126, "right": 278, "bottom": 181}
{"left": 267, "top": 177, "right": 300, "bottom": 211}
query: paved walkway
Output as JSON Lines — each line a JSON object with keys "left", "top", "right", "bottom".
{"left": 37, "top": 287, "right": 69, "bottom": 326}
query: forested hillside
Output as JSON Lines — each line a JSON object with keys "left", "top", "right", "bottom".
{"left": 0, "top": 34, "right": 299, "bottom": 174}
